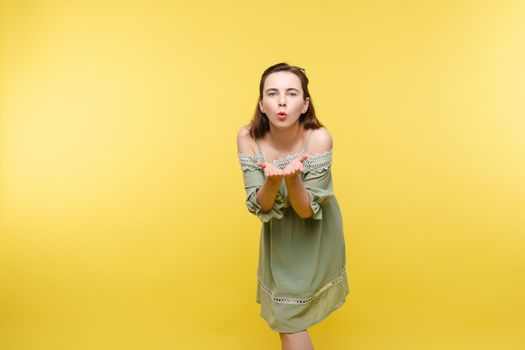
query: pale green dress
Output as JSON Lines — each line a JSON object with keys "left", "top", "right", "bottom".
{"left": 237, "top": 128, "right": 350, "bottom": 333}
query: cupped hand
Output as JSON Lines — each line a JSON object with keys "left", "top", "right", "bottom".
{"left": 257, "top": 155, "right": 308, "bottom": 180}
{"left": 256, "top": 162, "right": 285, "bottom": 181}
{"left": 281, "top": 155, "right": 308, "bottom": 178}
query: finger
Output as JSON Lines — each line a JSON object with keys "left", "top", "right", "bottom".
{"left": 298, "top": 155, "right": 308, "bottom": 162}
{"left": 257, "top": 162, "right": 267, "bottom": 168}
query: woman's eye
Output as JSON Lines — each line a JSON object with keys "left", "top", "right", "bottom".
{"left": 268, "top": 92, "right": 297, "bottom": 96}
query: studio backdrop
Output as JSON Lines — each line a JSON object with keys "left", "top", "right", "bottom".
{"left": 1, "top": 0, "right": 524, "bottom": 349}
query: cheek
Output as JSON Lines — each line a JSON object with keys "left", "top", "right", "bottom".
{"left": 291, "top": 100, "right": 306, "bottom": 110}
{"left": 261, "top": 99, "right": 271, "bottom": 107}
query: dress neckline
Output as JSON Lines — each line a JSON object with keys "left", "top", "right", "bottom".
{"left": 256, "top": 150, "right": 306, "bottom": 164}
{"left": 254, "top": 149, "right": 333, "bottom": 164}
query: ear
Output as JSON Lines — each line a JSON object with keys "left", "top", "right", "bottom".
{"left": 259, "top": 100, "right": 264, "bottom": 113}
{"left": 303, "top": 97, "right": 310, "bottom": 113}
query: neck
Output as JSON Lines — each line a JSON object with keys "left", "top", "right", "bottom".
{"left": 267, "top": 122, "right": 305, "bottom": 152}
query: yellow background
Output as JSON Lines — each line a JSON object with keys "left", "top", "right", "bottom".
{"left": 1, "top": 0, "right": 524, "bottom": 349}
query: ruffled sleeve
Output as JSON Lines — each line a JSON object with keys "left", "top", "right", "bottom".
{"left": 302, "top": 150, "right": 335, "bottom": 220}
{"left": 238, "top": 153, "right": 285, "bottom": 223}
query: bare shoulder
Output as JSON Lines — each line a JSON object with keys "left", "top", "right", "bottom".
{"left": 236, "top": 125, "right": 257, "bottom": 156}
{"left": 308, "top": 127, "right": 333, "bottom": 154}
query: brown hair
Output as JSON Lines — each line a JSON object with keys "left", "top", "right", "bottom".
{"left": 248, "top": 62, "right": 324, "bottom": 139}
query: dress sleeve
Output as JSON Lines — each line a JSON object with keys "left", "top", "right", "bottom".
{"left": 238, "top": 153, "right": 285, "bottom": 223}
{"left": 302, "top": 150, "right": 335, "bottom": 220}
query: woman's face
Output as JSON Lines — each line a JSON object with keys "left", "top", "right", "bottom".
{"left": 259, "top": 71, "right": 310, "bottom": 128}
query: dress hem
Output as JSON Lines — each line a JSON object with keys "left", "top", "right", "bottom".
{"left": 256, "top": 279, "right": 350, "bottom": 334}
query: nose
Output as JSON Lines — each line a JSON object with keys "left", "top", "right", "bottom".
{"left": 278, "top": 95, "right": 286, "bottom": 107}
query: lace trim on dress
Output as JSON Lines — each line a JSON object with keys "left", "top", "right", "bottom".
{"left": 238, "top": 153, "right": 264, "bottom": 171}
{"left": 257, "top": 266, "right": 346, "bottom": 305}
{"left": 303, "top": 150, "right": 332, "bottom": 173}
{"left": 271, "top": 151, "right": 307, "bottom": 170}
{"left": 238, "top": 150, "right": 332, "bottom": 173}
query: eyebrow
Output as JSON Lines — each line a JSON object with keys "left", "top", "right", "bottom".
{"left": 265, "top": 88, "right": 300, "bottom": 93}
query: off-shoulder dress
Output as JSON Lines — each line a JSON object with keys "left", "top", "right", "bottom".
{"left": 237, "top": 128, "right": 350, "bottom": 333}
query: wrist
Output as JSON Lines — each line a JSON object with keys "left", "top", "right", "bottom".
{"left": 284, "top": 173, "right": 301, "bottom": 184}
{"left": 266, "top": 176, "right": 283, "bottom": 185}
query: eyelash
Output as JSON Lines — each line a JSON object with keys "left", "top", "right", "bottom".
{"left": 268, "top": 92, "right": 297, "bottom": 96}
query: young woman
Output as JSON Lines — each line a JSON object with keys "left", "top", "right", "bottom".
{"left": 237, "top": 62, "right": 349, "bottom": 350}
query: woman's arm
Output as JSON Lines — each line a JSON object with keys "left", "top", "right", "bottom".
{"left": 285, "top": 127, "right": 333, "bottom": 219}
{"left": 256, "top": 177, "right": 282, "bottom": 213}
{"left": 237, "top": 126, "right": 282, "bottom": 214}
{"left": 285, "top": 175, "right": 314, "bottom": 219}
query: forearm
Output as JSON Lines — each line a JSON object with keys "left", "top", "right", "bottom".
{"left": 285, "top": 174, "right": 314, "bottom": 219}
{"left": 255, "top": 177, "right": 282, "bottom": 213}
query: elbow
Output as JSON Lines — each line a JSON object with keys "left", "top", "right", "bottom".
{"left": 298, "top": 208, "right": 315, "bottom": 220}
{"left": 259, "top": 206, "right": 272, "bottom": 214}
{"left": 257, "top": 199, "right": 273, "bottom": 214}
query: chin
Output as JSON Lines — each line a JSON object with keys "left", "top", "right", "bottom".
{"left": 271, "top": 118, "right": 299, "bottom": 125}
{"left": 271, "top": 121, "right": 293, "bottom": 128}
